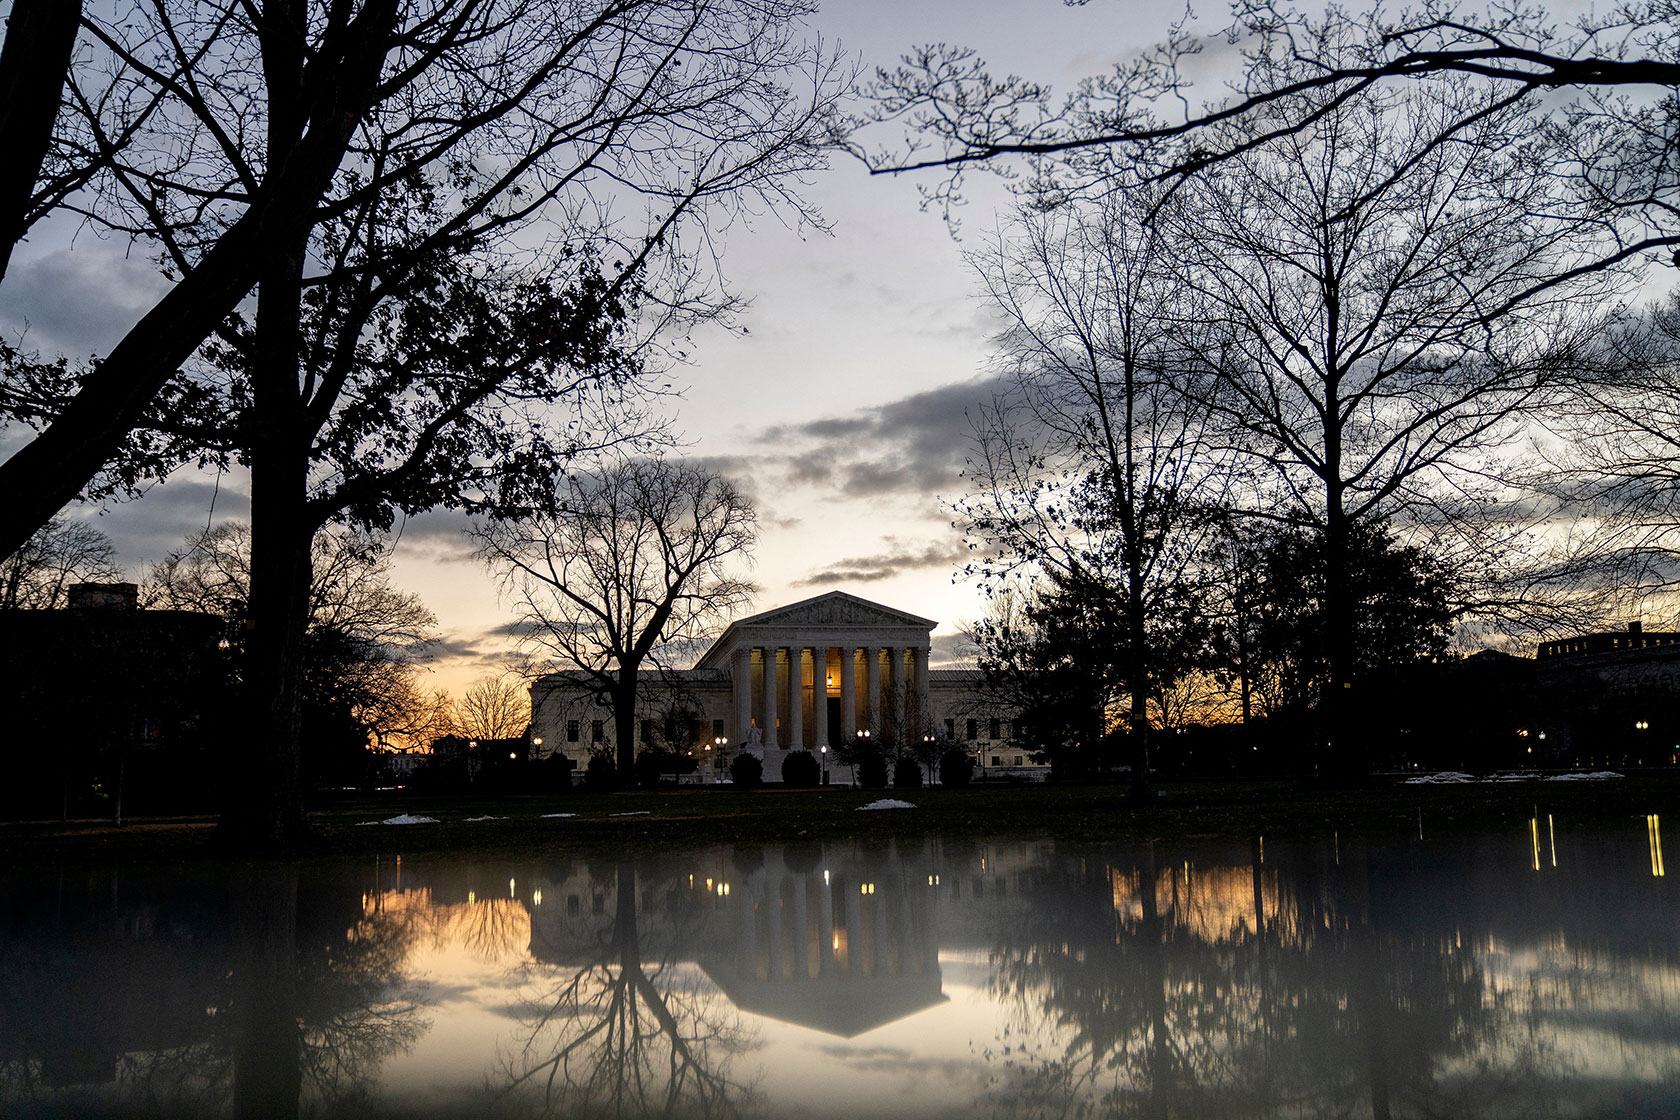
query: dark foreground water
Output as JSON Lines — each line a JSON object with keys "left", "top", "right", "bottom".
{"left": 3, "top": 813, "right": 1679, "bottom": 1119}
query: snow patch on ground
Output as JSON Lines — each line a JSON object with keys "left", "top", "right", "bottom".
{"left": 461, "top": 815, "right": 504, "bottom": 822}
{"left": 610, "top": 811, "right": 651, "bottom": 817}
{"left": 540, "top": 812, "right": 576, "bottom": 819}
{"left": 357, "top": 814, "right": 439, "bottom": 825}
{"left": 1404, "top": 770, "right": 1623, "bottom": 785}
{"left": 857, "top": 799, "right": 917, "bottom": 810}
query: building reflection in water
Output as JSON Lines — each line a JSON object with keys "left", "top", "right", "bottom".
{"left": 3, "top": 820, "right": 1680, "bottom": 1118}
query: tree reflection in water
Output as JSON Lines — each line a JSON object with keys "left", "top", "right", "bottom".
{"left": 0, "top": 863, "right": 430, "bottom": 1119}
{"left": 497, "top": 862, "right": 761, "bottom": 1119}
{"left": 976, "top": 836, "right": 1655, "bottom": 1120}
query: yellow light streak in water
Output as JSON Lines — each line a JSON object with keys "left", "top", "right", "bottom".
{"left": 1650, "top": 815, "right": 1666, "bottom": 878}
{"left": 1549, "top": 814, "right": 1557, "bottom": 868}
{"left": 1530, "top": 817, "right": 1541, "bottom": 872}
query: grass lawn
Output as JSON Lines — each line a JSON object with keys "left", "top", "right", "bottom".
{"left": 6, "top": 771, "right": 1680, "bottom": 863}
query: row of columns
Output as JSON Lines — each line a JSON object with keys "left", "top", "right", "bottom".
{"left": 731, "top": 645, "right": 932, "bottom": 750}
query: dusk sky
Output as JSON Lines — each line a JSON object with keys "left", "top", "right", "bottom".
{"left": 0, "top": 0, "right": 1274, "bottom": 697}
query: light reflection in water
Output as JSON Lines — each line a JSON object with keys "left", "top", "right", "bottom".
{"left": 2, "top": 823, "right": 1679, "bottom": 1118}
{"left": 1652, "top": 814, "right": 1667, "bottom": 878}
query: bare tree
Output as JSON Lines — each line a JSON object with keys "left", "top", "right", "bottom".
{"left": 501, "top": 865, "right": 758, "bottom": 1119}
{"left": 1164, "top": 51, "right": 1616, "bottom": 770}
{"left": 0, "top": 515, "right": 121, "bottom": 609}
{"left": 455, "top": 675, "right": 531, "bottom": 742}
{"left": 862, "top": 1, "right": 1680, "bottom": 268}
{"left": 477, "top": 456, "right": 757, "bottom": 782}
{"left": 1536, "top": 293, "right": 1680, "bottom": 620}
{"left": 959, "top": 188, "right": 1231, "bottom": 795}
{"left": 147, "top": 522, "right": 440, "bottom": 765}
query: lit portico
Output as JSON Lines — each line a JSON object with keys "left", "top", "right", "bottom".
{"left": 695, "top": 590, "right": 936, "bottom": 779}
{"left": 528, "top": 589, "right": 1043, "bottom": 784}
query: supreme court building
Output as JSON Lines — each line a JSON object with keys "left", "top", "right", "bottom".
{"left": 528, "top": 590, "right": 1039, "bottom": 782}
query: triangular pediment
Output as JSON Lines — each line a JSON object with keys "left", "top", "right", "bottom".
{"left": 734, "top": 591, "right": 935, "bottom": 632}
{"left": 695, "top": 591, "right": 936, "bottom": 668}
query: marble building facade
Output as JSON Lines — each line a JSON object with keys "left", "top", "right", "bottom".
{"left": 528, "top": 590, "right": 1039, "bottom": 782}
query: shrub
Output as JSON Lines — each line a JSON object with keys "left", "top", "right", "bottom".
{"left": 781, "top": 749, "right": 819, "bottom": 788}
{"left": 634, "top": 749, "right": 664, "bottom": 788}
{"left": 729, "top": 752, "right": 763, "bottom": 789}
{"left": 858, "top": 752, "right": 888, "bottom": 789}
{"left": 893, "top": 756, "right": 924, "bottom": 788}
{"left": 585, "top": 753, "right": 618, "bottom": 790}
{"left": 939, "top": 748, "right": 974, "bottom": 788}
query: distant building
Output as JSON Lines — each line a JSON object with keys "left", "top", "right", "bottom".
{"left": 0, "top": 583, "right": 223, "bottom": 818}
{"left": 528, "top": 590, "right": 1038, "bottom": 782}
{"left": 1538, "top": 621, "right": 1680, "bottom": 695}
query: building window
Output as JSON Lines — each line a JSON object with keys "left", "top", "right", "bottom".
{"left": 966, "top": 718, "right": 978, "bottom": 741}
{"left": 712, "top": 718, "right": 724, "bottom": 738}
{"left": 989, "top": 718, "right": 1001, "bottom": 741}
{"left": 591, "top": 720, "right": 604, "bottom": 743}
{"left": 566, "top": 719, "right": 580, "bottom": 743}
{"left": 1014, "top": 755, "right": 1024, "bottom": 766}
{"left": 944, "top": 718, "right": 955, "bottom": 739}
{"left": 992, "top": 755, "right": 1002, "bottom": 767}
{"left": 640, "top": 719, "right": 654, "bottom": 745}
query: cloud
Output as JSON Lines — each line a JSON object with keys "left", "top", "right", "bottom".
{"left": 394, "top": 509, "right": 479, "bottom": 563}
{"left": 0, "top": 245, "right": 173, "bottom": 356}
{"left": 794, "top": 534, "right": 970, "bottom": 586}
{"left": 79, "top": 476, "right": 251, "bottom": 571}
{"left": 758, "top": 377, "right": 990, "bottom": 502}
{"left": 930, "top": 629, "right": 981, "bottom": 668}
{"left": 811, "top": 1043, "right": 982, "bottom": 1085}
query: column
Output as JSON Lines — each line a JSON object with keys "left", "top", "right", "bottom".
{"left": 813, "top": 647, "right": 829, "bottom": 748}
{"left": 865, "top": 645, "right": 881, "bottom": 734}
{"left": 914, "top": 645, "right": 931, "bottom": 736}
{"left": 839, "top": 646, "right": 856, "bottom": 742}
{"left": 733, "top": 647, "right": 752, "bottom": 743}
{"left": 890, "top": 644, "right": 907, "bottom": 738}
{"left": 787, "top": 647, "right": 804, "bottom": 750}
{"left": 762, "top": 646, "right": 779, "bottom": 749}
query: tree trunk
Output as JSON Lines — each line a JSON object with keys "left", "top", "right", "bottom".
{"left": 1322, "top": 495, "right": 1354, "bottom": 780}
{"left": 613, "top": 661, "right": 641, "bottom": 784}
{"left": 0, "top": 0, "right": 81, "bottom": 283}
{"left": 231, "top": 865, "right": 302, "bottom": 1120}
{"left": 0, "top": 0, "right": 398, "bottom": 562}
{"left": 219, "top": 11, "right": 315, "bottom": 851}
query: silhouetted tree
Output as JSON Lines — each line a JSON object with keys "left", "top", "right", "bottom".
{"left": 0, "top": 0, "right": 845, "bottom": 566}
{"left": 502, "top": 864, "right": 757, "bottom": 1117}
{"left": 147, "top": 523, "right": 438, "bottom": 786}
{"left": 478, "top": 456, "right": 757, "bottom": 782}
{"left": 0, "top": 516, "right": 121, "bottom": 609}
{"left": 455, "top": 676, "right": 531, "bottom": 742}
{"left": 960, "top": 188, "right": 1231, "bottom": 797}
{"left": 863, "top": 1, "right": 1680, "bottom": 276}
{"left": 1163, "top": 47, "right": 1609, "bottom": 772}
{"left": 1212, "top": 521, "right": 1455, "bottom": 749}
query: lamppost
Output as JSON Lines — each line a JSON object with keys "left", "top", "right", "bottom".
{"left": 853, "top": 728, "right": 870, "bottom": 788}
{"left": 713, "top": 735, "right": 728, "bottom": 781}
{"left": 819, "top": 743, "right": 829, "bottom": 786}
{"left": 532, "top": 735, "right": 544, "bottom": 762}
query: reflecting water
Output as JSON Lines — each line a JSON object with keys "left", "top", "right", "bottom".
{"left": 5, "top": 817, "right": 1680, "bottom": 1118}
